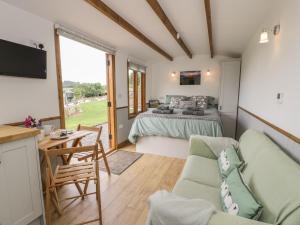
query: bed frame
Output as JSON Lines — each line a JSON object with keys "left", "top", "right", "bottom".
{"left": 136, "top": 136, "right": 190, "bottom": 159}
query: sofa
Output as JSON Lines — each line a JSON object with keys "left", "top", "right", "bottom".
{"left": 173, "top": 129, "right": 300, "bottom": 225}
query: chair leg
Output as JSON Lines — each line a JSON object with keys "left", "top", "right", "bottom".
{"left": 99, "top": 141, "right": 111, "bottom": 175}
{"left": 83, "top": 178, "right": 90, "bottom": 196}
{"left": 95, "top": 179, "right": 102, "bottom": 225}
{"left": 52, "top": 188, "right": 62, "bottom": 215}
{"left": 45, "top": 168, "right": 52, "bottom": 225}
{"left": 74, "top": 182, "right": 84, "bottom": 199}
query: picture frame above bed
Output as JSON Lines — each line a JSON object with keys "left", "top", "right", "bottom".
{"left": 180, "top": 71, "right": 201, "bottom": 85}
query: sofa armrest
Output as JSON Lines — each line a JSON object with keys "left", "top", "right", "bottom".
{"left": 189, "top": 135, "right": 239, "bottom": 159}
{"left": 189, "top": 135, "right": 217, "bottom": 159}
{"left": 209, "top": 212, "right": 270, "bottom": 225}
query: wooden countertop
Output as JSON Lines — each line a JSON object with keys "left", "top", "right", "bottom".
{"left": 0, "top": 125, "right": 40, "bottom": 144}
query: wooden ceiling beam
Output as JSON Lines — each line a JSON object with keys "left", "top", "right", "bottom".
{"left": 146, "top": 0, "right": 192, "bottom": 58}
{"left": 85, "top": 0, "right": 173, "bottom": 61}
{"left": 204, "top": 0, "right": 214, "bottom": 58}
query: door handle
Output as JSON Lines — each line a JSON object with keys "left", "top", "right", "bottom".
{"left": 0, "top": 152, "right": 2, "bottom": 165}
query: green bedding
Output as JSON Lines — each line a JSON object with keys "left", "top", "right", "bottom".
{"left": 128, "top": 108, "right": 223, "bottom": 143}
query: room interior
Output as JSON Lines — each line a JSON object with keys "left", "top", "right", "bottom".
{"left": 0, "top": 0, "right": 299, "bottom": 225}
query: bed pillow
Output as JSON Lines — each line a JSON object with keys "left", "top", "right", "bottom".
{"left": 165, "top": 95, "right": 186, "bottom": 104}
{"left": 217, "top": 146, "right": 244, "bottom": 177}
{"left": 191, "top": 96, "right": 208, "bottom": 109}
{"left": 169, "top": 96, "right": 187, "bottom": 108}
{"left": 220, "top": 168, "right": 263, "bottom": 220}
{"left": 207, "top": 96, "right": 215, "bottom": 106}
{"left": 179, "top": 100, "right": 196, "bottom": 109}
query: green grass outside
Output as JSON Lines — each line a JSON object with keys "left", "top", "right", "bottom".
{"left": 65, "top": 100, "right": 108, "bottom": 130}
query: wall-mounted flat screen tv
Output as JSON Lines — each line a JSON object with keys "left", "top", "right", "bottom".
{"left": 0, "top": 39, "right": 47, "bottom": 79}
{"left": 180, "top": 71, "right": 201, "bottom": 85}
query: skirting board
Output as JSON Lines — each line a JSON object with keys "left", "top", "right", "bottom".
{"left": 136, "top": 136, "right": 189, "bottom": 159}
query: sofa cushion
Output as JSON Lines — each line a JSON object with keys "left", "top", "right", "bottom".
{"left": 180, "top": 155, "right": 222, "bottom": 188}
{"left": 189, "top": 137, "right": 217, "bottom": 159}
{"left": 239, "top": 130, "right": 300, "bottom": 225}
{"left": 173, "top": 179, "right": 222, "bottom": 210}
{"left": 189, "top": 135, "right": 239, "bottom": 159}
{"left": 238, "top": 130, "right": 272, "bottom": 166}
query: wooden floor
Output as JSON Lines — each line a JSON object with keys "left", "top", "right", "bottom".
{"left": 50, "top": 145, "right": 186, "bottom": 225}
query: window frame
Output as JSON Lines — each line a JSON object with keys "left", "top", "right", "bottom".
{"left": 127, "top": 62, "right": 146, "bottom": 118}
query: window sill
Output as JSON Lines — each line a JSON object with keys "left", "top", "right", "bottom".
{"left": 128, "top": 111, "right": 144, "bottom": 119}
{"left": 128, "top": 114, "right": 137, "bottom": 119}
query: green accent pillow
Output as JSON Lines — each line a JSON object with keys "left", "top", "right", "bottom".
{"left": 217, "top": 146, "right": 244, "bottom": 177}
{"left": 220, "top": 168, "right": 263, "bottom": 220}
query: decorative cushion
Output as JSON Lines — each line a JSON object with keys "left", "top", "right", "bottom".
{"left": 217, "top": 146, "right": 244, "bottom": 177}
{"left": 165, "top": 95, "right": 186, "bottom": 104}
{"left": 207, "top": 96, "right": 215, "bottom": 106}
{"left": 191, "top": 96, "right": 208, "bottom": 109}
{"left": 179, "top": 100, "right": 196, "bottom": 109}
{"left": 220, "top": 168, "right": 263, "bottom": 220}
{"left": 169, "top": 96, "right": 187, "bottom": 108}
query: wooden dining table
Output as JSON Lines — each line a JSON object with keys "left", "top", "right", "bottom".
{"left": 38, "top": 130, "right": 93, "bottom": 165}
{"left": 38, "top": 130, "right": 94, "bottom": 192}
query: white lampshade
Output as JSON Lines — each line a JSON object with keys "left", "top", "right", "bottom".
{"left": 259, "top": 30, "right": 269, "bottom": 44}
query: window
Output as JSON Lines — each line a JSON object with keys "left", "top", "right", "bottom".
{"left": 128, "top": 62, "right": 146, "bottom": 118}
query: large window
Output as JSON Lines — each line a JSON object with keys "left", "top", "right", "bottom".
{"left": 128, "top": 62, "right": 146, "bottom": 118}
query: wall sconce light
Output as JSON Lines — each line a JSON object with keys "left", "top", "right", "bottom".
{"left": 259, "top": 29, "right": 269, "bottom": 44}
{"left": 206, "top": 70, "right": 211, "bottom": 76}
{"left": 259, "top": 24, "right": 280, "bottom": 44}
{"left": 171, "top": 72, "right": 176, "bottom": 77}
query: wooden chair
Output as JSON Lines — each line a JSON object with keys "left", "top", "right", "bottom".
{"left": 44, "top": 145, "right": 102, "bottom": 225}
{"left": 72, "top": 124, "right": 111, "bottom": 175}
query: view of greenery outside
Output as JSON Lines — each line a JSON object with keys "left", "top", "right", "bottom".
{"left": 63, "top": 81, "right": 108, "bottom": 130}
{"left": 65, "top": 100, "right": 107, "bottom": 130}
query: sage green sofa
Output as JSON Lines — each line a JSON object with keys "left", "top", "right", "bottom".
{"left": 173, "top": 129, "right": 300, "bottom": 225}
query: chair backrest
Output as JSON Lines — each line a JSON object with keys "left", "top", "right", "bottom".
{"left": 77, "top": 124, "right": 102, "bottom": 146}
{"left": 44, "top": 145, "right": 98, "bottom": 182}
{"left": 239, "top": 130, "right": 300, "bottom": 225}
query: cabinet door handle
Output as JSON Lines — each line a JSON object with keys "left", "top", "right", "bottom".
{"left": 0, "top": 152, "right": 2, "bottom": 165}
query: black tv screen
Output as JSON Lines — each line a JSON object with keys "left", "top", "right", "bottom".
{"left": 0, "top": 39, "right": 47, "bottom": 79}
{"left": 180, "top": 71, "right": 201, "bottom": 85}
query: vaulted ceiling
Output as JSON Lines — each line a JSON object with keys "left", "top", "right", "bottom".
{"left": 2, "top": 0, "right": 272, "bottom": 62}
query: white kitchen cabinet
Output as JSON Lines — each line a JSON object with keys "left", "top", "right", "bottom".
{"left": 0, "top": 126, "right": 43, "bottom": 225}
{"left": 219, "top": 60, "right": 241, "bottom": 138}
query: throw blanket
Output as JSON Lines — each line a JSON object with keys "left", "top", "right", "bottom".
{"left": 146, "top": 190, "right": 216, "bottom": 225}
{"left": 153, "top": 109, "right": 174, "bottom": 114}
{"left": 158, "top": 105, "right": 170, "bottom": 110}
{"left": 182, "top": 109, "right": 204, "bottom": 116}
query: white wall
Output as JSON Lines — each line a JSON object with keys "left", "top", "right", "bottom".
{"left": 0, "top": 0, "right": 149, "bottom": 128}
{"left": 0, "top": 1, "right": 59, "bottom": 124}
{"left": 239, "top": 0, "right": 300, "bottom": 137}
{"left": 150, "top": 54, "right": 230, "bottom": 103}
{"left": 115, "top": 51, "right": 150, "bottom": 108}
{"left": 114, "top": 51, "right": 149, "bottom": 143}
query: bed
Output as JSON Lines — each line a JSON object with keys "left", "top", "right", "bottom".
{"left": 128, "top": 107, "right": 223, "bottom": 158}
